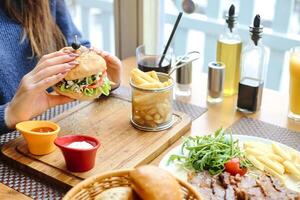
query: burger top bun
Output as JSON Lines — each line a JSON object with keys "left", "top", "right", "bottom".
{"left": 60, "top": 46, "right": 107, "bottom": 81}
{"left": 129, "top": 165, "right": 182, "bottom": 200}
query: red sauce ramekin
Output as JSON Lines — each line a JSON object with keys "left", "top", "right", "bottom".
{"left": 54, "top": 135, "right": 100, "bottom": 172}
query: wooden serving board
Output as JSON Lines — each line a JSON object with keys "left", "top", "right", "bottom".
{"left": 1, "top": 96, "right": 191, "bottom": 188}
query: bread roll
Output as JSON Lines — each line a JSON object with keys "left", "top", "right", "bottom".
{"left": 130, "top": 165, "right": 182, "bottom": 200}
{"left": 95, "top": 187, "right": 133, "bottom": 200}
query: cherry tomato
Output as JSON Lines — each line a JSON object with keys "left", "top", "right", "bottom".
{"left": 224, "top": 158, "right": 247, "bottom": 176}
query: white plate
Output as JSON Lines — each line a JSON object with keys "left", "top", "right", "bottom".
{"left": 159, "top": 134, "right": 300, "bottom": 192}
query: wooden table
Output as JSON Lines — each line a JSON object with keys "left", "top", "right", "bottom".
{"left": 0, "top": 183, "right": 31, "bottom": 200}
{"left": 1, "top": 56, "right": 300, "bottom": 199}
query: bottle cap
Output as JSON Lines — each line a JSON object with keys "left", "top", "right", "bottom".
{"left": 250, "top": 15, "right": 263, "bottom": 46}
{"left": 226, "top": 4, "right": 237, "bottom": 32}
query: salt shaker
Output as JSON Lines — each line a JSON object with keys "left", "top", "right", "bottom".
{"left": 176, "top": 61, "right": 192, "bottom": 96}
{"left": 207, "top": 61, "right": 225, "bottom": 104}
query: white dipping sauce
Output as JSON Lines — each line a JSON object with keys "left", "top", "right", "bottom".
{"left": 67, "top": 141, "right": 94, "bottom": 149}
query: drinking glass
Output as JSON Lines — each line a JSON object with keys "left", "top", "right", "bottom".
{"left": 288, "top": 47, "right": 300, "bottom": 121}
{"left": 136, "top": 45, "right": 174, "bottom": 73}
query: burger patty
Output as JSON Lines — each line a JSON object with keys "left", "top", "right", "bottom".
{"left": 188, "top": 171, "right": 300, "bottom": 200}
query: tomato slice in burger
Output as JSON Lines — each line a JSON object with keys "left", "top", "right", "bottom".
{"left": 86, "top": 84, "right": 98, "bottom": 89}
{"left": 224, "top": 158, "right": 247, "bottom": 176}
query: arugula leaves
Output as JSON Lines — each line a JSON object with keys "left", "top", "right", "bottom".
{"left": 168, "top": 128, "right": 252, "bottom": 175}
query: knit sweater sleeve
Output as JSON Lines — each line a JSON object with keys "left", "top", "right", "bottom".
{"left": 0, "top": 103, "right": 13, "bottom": 135}
{"left": 55, "top": 0, "right": 91, "bottom": 47}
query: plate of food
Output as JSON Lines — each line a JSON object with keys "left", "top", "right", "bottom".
{"left": 159, "top": 128, "right": 300, "bottom": 199}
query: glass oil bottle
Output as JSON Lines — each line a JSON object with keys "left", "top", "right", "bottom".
{"left": 216, "top": 4, "right": 242, "bottom": 96}
{"left": 237, "top": 15, "right": 269, "bottom": 113}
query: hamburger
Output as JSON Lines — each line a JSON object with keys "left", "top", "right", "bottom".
{"left": 54, "top": 46, "right": 111, "bottom": 100}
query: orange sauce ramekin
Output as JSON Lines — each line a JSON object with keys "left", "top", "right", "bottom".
{"left": 16, "top": 120, "right": 60, "bottom": 155}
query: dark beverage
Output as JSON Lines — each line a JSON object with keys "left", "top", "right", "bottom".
{"left": 138, "top": 56, "right": 171, "bottom": 73}
{"left": 237, "top": 77, "right": 263, "bottom": 113}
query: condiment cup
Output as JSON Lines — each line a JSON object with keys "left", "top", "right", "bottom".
{"left": 54, "top": 135, "right": 100, "bottom": 172}
{"left": 16, "top": 121, "right": 60, "bottom": 155}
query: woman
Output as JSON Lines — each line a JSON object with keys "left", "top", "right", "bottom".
{"left": 0, "top": 0, "right": 121, "bottom": 134}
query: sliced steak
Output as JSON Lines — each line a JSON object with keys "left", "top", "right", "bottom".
{"left": 211, "top": 177, "right": 225, "bottom": 199}
{"left": 188, "top": 171, "right": 300, "bottom": 200}
{"left": 238, "top": 175, "right": 257, "bottom": 189}
{"left": 257, "top": 175, "right": 287, "bottom": 199}
{"left": 225, "top": 186, "right": 235, "bottom": 200}
{"left": 188, "top": 171, "right": 215, "bottom": 199}
{"left": 246, "top": 187, "right": 266, "bottom": 200}
{"left": 237, "top": 175, "right": 265, "bottom": 199}
{"left": 234, "top": 188, "right": 248, "bottom": 200}
{"left": 268, "top": 175, "right": 300, "bottom": 200}
{"left": 219, "top": 172, "right": 232, "bottom": 188}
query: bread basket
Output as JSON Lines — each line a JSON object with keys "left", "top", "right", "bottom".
{"left": 63, "top": 168, "right": 202, "bottom": 200}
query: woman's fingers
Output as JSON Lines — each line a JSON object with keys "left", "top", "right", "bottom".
{"left": 32, "top": 61, "right": 78, "bottom": 83}
{"left": 104, "top": 54, "right": 122, "bottom": 73}
{"left": 97, "top": 50, "right": 109, "bottom": 58}
{"left": 34, "top": 53, "right": 79, "bottom": 73}
{"left": 33, "top": 72, "right": 68, "bottom": 91}
{"left": 37, "top": 51, "right": 68, "bottom": 65}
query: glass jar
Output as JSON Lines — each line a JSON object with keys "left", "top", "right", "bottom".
{"left": 130, "top": 73, "right": 174, "bottom": 131}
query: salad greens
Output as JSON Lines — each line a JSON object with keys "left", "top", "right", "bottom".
{"left": 56, "top": 72, "right": 111, "bottom": 97}
{"left": 168, "top": 128, "right": 252, "bottom": 175}
{"left": 100, "top": 76, "right": 111, "bottom": 96}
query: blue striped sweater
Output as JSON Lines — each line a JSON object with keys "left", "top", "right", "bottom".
{"left": 0, "top": 0, "right": 90, "bottom": 134}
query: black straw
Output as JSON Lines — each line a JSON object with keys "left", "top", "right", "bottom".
{"left": 158, "top": 12, "right": 183, "bottom": 68}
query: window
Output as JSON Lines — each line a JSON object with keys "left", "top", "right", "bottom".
{"left": 66, "top": 0, "right": 115, "bottom": 54}
{"left": 161, "top": 0, "right": 300, "bottom": 92}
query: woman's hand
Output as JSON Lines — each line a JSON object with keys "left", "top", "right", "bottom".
{"left": 93, "top": 48, "right": 122, "bottom": 89}
{"left": 5, "top": 51, "right": 79, "bottom": 128}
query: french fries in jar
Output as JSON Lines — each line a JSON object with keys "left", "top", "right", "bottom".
{"left": 130, "top": 69, "right": 174, "bottom": 131}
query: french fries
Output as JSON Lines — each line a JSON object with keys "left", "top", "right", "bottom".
{"left": 131, "top": 69, "right": 173, "bottom": 128}
{"left": 283, "top": 161, "right": 300, "bottom": 180}
{"left": 264, "top": 165, "right": 286, "bottom": 184}
{"left": 272, "top": 143, "right": 292, "bottom": 161}
{"left": 247, "top": 155, "right": 265, "bottom": 171}
{"left": 147, "top": 71, "right": 159, "bottom": 81}
{"left": 131, "top": 69, "right": 157, "bottom": 83}
{"left": 245, "top": 147, "right": 284, "bottom": 162}
{"left": 256, "top": 156, "right": 285, "bottom": 175}
{"left": 244, "top": 141, "right": 300, "bottom": 185}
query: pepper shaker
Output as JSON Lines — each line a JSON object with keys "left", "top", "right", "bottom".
{"left": 176, "top": 61, "right": 192, "bottom": 96}
{"left": 207, "top": 61, "right": 225, "bottom": 104}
